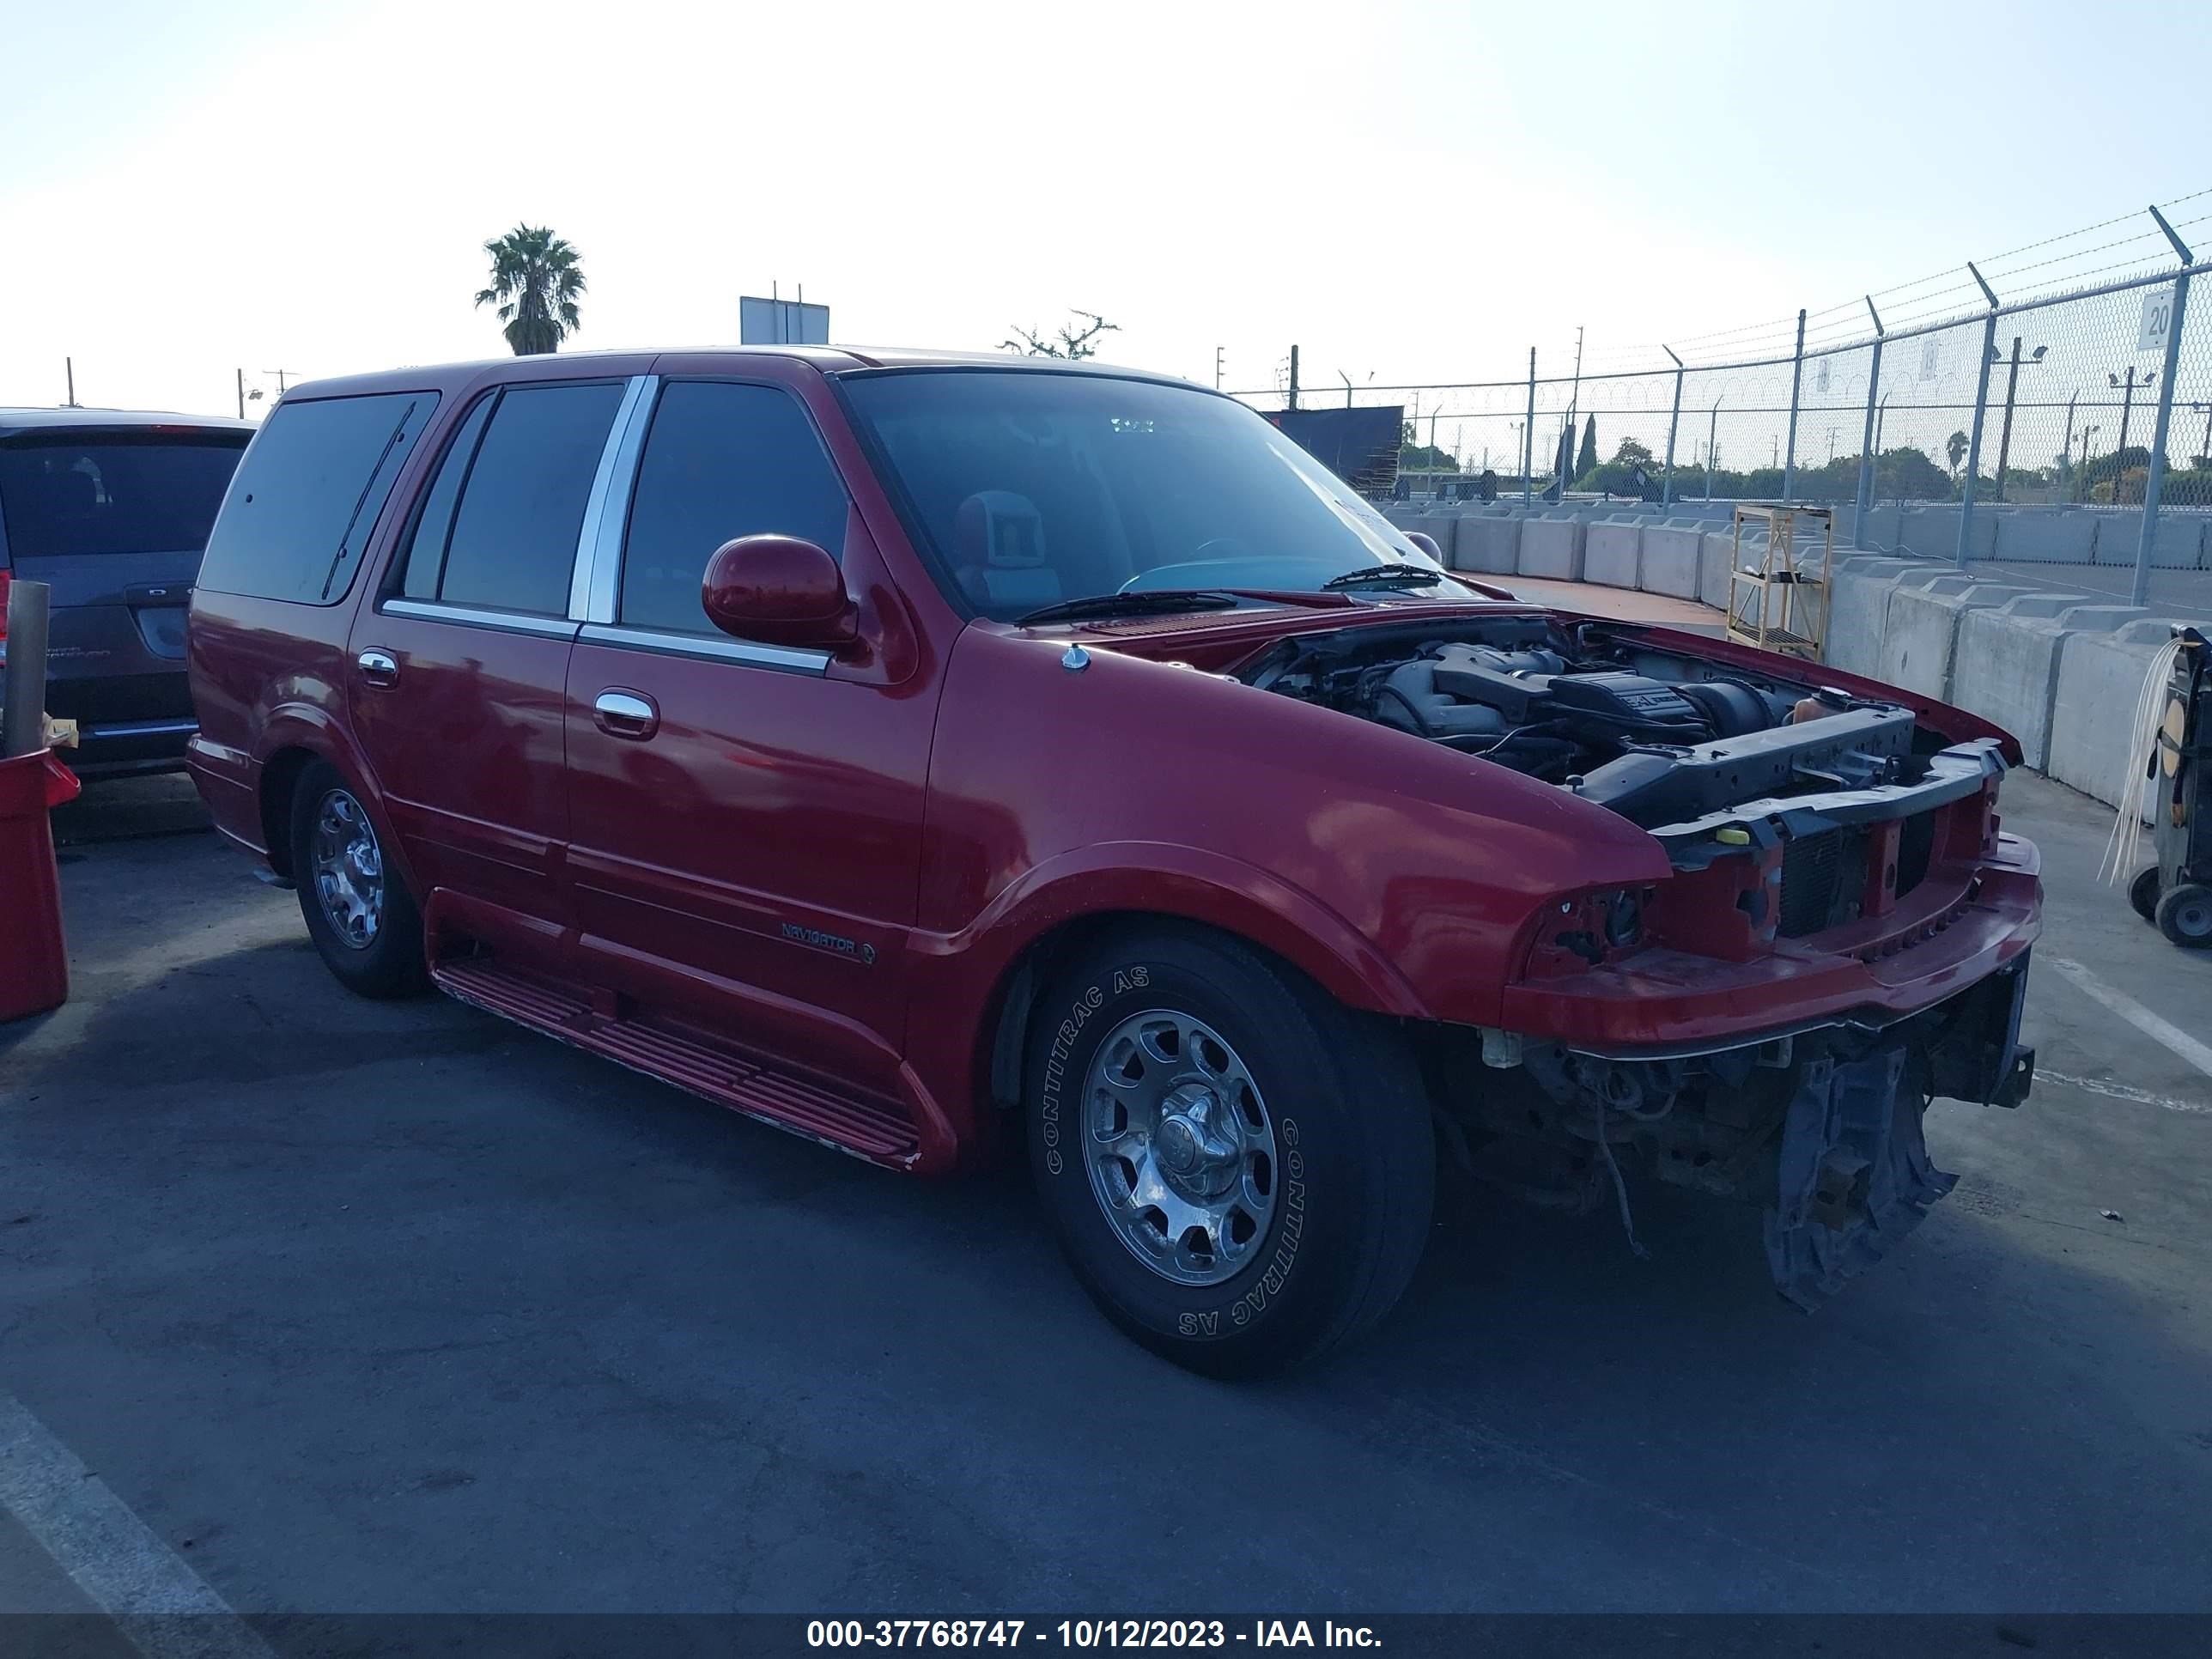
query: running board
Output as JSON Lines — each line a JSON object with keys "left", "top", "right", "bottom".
{"left": 433, "top": 957, "right": 921, "bottom": 1166}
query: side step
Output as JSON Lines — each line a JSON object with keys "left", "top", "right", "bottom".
{"left": 434, "top": 957, "right": 921, "bottom": 1165}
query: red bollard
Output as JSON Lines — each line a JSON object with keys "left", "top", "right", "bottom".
{"left": 0, "top": 748, "right": 80, "bottom": 1023}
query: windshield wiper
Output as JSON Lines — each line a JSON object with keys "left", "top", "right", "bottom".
{"left": 1012, "top": 590, "right": 1243, "bottom": 626}
{"left": 1320, "top": 562, "right": 1455, "bottom": 592}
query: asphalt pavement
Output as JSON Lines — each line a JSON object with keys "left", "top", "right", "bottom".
{"left": 2, "top": 769, "right": 2208, "bottom": 1624}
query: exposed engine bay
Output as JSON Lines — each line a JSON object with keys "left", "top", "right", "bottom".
{"left": 1240, "top": 617, "right": 1964, "bottom": 831}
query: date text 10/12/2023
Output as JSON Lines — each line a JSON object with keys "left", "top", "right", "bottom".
{"left": 805, "top": 1621, "right": 1383, "bottom": 1649}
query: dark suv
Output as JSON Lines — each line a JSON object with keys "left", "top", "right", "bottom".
{"left": 187, "top": 349, "right": 2039, "bottom": 1376}
{"left": 0, "top": 408, "right": 252, "bottom": 775}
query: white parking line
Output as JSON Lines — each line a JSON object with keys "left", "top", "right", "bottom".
{"left": 0, "top": 1391, "right": 276, "bottom": 1659}
{"left": 2037, "top": 1068, "right": 2210, "bottom": 1115}
{"left": 2050, "top": 957, "right": 2212, "bottom": 1084}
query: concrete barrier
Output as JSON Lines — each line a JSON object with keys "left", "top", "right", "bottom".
{"left": 1875, "top": 579, "right": 2034, "bottom": 699}
{"left": 1698, "top": 529, "right": 1742, "bottom": 610}
{"left": 1410, "top": 512, "right": 1460, "bottom": 565}
{"left": 2047, "top": 618, "right": 2212, "bottom": 808}
{"left": 1639, "top": 524, "right": 1704, "bottom": 599}
{"left": 1518, "top": 516, "right": 1586, "bottom": 580}
{"left": 1893, "top": 505, "right": 2000, "bottom": 562}
{"left": 1823, "top": 558, "right": 1923, "bottom": 678}
{"left": 1450, "top": 514, "right": 1522, "bottom": 574}
{"left": 1991, "top": 512, "right": 2097, "bottom": 562}
{"left": 1583, "top": 520, "right": 1642, "bottom": 588}
{"left": 1950, "top": 599, "right": 2149, "bottom": 770}
{"left": 2092, "top": 512, "right": 2206, "bottom": 569}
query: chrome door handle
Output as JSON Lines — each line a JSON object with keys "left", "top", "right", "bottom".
{"left": 593, "top": 689, "right": 659, "bottom": 739}
{"left": 356, "top": 649, "right": 400, "bottom": 688}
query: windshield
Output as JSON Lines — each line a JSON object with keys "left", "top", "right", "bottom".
{"left": 0, "top": 432, "right": 247, "bottom": 561}
{"left": 839, "top": 369, "right": 1466, "bottom": 621}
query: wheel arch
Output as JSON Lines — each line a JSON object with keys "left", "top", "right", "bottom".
{"left": 953, "top": 856, "right": 1434, "bottom": 1117}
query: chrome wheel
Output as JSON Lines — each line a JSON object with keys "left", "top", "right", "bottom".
{"left": 310, "top": 787, "right": 385, "bottom": 950}
{"left": 1081, "top": 1008, "right": 1279, "bottom": 1286}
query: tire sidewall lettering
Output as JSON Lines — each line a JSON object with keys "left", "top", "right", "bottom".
{"left": 1036, "top": 967, "right": 1149, "bottom": 1181}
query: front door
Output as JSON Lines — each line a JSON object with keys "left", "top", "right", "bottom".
{"left": 561, "top": 375, "right": 935, "bottom": 1091}
{"left": 349, "top": 375, "right": 635, "bottom": 954}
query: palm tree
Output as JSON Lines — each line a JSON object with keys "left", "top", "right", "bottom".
{"left": 1945, "top": 429, "right": 1969, "bottom": 476}
{"left": 474, "top": 225, "right": 585, "bottom": 356}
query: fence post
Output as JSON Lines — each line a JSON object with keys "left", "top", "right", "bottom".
{"left": 1854, "top": 295, "right": 1885, "bottom": 540}
{"left": 1661, "top": 347, "right": 1683, "bottom": 508}
{"left": 1957, "top": 262, "right": 2000, "bottom": 567}
{"left": 1522, "top": 347, "right": 1536, "bottom": 509}
{"left": 2133, "top": 207, "right": 2196, "bottom": 606}
{"left": 1782, "top": 308, "right": 1806, "bottom": 501}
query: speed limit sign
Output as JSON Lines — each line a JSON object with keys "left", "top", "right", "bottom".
{"left": 2140, "top": 283, "right": 2178, "bottom": 353}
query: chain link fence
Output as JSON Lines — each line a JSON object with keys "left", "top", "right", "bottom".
{"left": 1234, "top": 194, "right": 2212, "bottom": 602}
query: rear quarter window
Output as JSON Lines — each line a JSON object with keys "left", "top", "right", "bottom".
{"left": 197, "top": 392, "right": 440, "bottom": 605}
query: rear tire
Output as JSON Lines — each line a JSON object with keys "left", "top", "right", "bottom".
{"left": 289, "top": 760, "right": 428, "bottom": 998}
{"left": 2155, "top": 882, "right": 2212, "bottom": 950}
{"left": 2129, "top": 866, "right": 2160, "bottom": 924}
{"left": 1024, "top": 923, "right": 1434, "bottom": 1378}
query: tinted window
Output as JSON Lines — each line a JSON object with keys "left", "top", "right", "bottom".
{"left": 0, "top": 433, "right": 247, "bottom": 561}
{"left": 394, "top": 394, "right": 496, "bottom": 600}
{"left": 841, "top": 370, "right": 1455, "bottom": 622}
{"left": 619, "top": 381, "right": 848, "bottom": 634}
{"left": 437, "top": 382, "right": 623, "bottom": 616}
{"left": 197, "top": 393, "right": 439, "bottom": 605}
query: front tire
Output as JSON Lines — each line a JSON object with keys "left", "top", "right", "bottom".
{"left": 1024, "top": 924, "right": 1434, "bottom": 1378}
{"left": 289, "top": 761, "right": 428, "bottom": 998}
{"left": 2129, "top": 866, "right": 2160, "bottom": 924}
{"left": 2155, "top": 882, "right": 2212, "bottom": 950}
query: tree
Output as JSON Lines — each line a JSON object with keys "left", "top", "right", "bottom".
{"left": 1612, "top": 437, "right": 1653, "bottom": 466}
{"left": 1577, "top": 416, "right": 1598, "bottom": 479}
{"left": 1945, "top": 429, "right": 1969, "bottom": 475}
{"left": 474, "top": 225, "right": 585, "bottom": 356}
{"left": 1003, "top": 310, "right": 1119, "bottom": 360}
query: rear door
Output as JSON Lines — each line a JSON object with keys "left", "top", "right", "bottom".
{"left": 348, "top": 375, "right": 641, "bottom": 960}
{"left": 0, "top": 425, "right": 247, "bottom": 741}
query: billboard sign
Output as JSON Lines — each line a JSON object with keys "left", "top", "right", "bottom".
{"left": 739, "top": 296, "right": 830, "bottom": 345}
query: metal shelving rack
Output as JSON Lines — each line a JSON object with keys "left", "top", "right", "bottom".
{"left": 1726, "top": 504, "right": 1831, "bottom": 660}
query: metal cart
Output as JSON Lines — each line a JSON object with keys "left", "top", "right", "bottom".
{"left": 1726, "top": 504, "right": 1831, "bottom": 660}
{"left": 2128, "top": 626, "right": 2212, "bottom": 948}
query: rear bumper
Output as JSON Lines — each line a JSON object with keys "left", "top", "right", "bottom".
{"left": 1499, "top": 834, "right": 2041, "bottom": 1056}
{"left": 184, "top": 734, "right": 267, "bottom": 856}
{"left": 66, "top": 715, "right": 198, "bottom": 776}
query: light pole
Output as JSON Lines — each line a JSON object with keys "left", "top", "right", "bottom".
{"left": 1988, "top": 337, "right": 2048, "bottom": 501}
{"left": 2100, "top": 368, "right": 2158, "bottom": 503}
{"left": 1706, "top": 396, "right": 1723, "bottom": 501}
{"left": 2077, "top": 424, "right": 2103, "bottom": 504}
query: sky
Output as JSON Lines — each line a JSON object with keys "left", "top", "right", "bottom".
{"left": 4, "top": 0, "right": 2209, "bottom": 434}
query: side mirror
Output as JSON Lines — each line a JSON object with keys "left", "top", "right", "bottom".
{"left": 701, "top": 535, "right": 858, "bottom": 651}
{"left": 1402, "top": 531, "right": 1445, "bottom": 563}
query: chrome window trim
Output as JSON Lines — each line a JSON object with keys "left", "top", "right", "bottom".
{"left": 574, "top": 375, "right": 659, "bottom": 623}
{"left": 380, "top": 598, "right": 580, "bottom": 641}
{"left": 576, "top": 623, "right": 830, "bottom": 676}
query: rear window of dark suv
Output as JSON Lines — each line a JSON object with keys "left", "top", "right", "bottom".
{"left": 0, "top": 430, "right": 248, "bottom": 562}
{"left": 197, "top": 392, "right": 440, "bottom": 605}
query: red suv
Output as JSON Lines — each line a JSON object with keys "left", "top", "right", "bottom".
{"left": 188, "top": 349, "right": 2039, "bottom": 1375}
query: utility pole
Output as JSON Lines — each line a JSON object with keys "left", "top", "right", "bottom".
{"left": 1286, "top": 345, "right": 1299, "bottom": 411}
{"left": 237, "top": 368, "right": 246, "bottom": 420}
{"left": 1214, "top": 346, "right": 1224, "bottom": 390}
{"left": 64, "top": 358, "right": 78, "bottom": 408}
{"left": 1993, "top": 336, "right": 2022, "bottom": 502}
{"left": 2112, "top": 367, "right": 2142, "bottom": 503}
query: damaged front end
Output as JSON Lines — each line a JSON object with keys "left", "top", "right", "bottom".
{"left": 1431, "top": 954, "right": 2033, "bottom": 1309}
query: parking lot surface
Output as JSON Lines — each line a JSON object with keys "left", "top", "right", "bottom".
{"left": 3, "top": 769, "right": 2209, "bottom": 1619}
